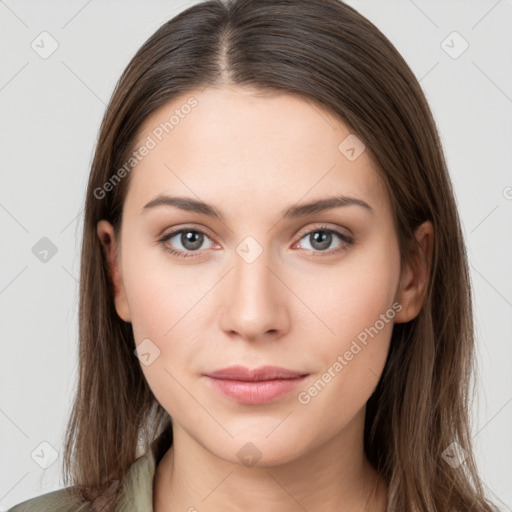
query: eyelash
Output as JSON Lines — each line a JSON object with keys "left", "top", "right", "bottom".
{"left": 158, "top": 225, "right": 354, "bottom": 259}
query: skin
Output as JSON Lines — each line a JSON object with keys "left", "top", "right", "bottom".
{"left": 97, "top": 86, "right": 433, "bottom": 512}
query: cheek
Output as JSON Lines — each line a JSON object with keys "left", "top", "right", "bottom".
{"left": 121, "top": 241, "right": 213, "bottom": 406}
{"left": 125, "top": 259, "right": 205, "bottom": 418}
{"left": 293, "top": 234, "right": 400, "bottom": 410}
{"left": 122, "top": 236, "right": 211, "bottom": 342}
{"left": 297, "top": 231, "right": 401, "bottom": 348}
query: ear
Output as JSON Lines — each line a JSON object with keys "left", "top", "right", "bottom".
{"left": 96, "top": 220, "right": 131, "bottom": 323}
{"left": 394, "top": 220, "right": 434, "bottom": 323}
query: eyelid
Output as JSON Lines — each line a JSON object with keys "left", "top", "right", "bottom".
{"left": 294, "top": 222, "right": 352, "bottom": 240}
{"left": 158, "top": 222, "right": 214, "bottom": 239}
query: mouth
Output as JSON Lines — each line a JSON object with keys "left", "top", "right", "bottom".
{"left": 202, "top": 365, "right": 309, "bottom": 405}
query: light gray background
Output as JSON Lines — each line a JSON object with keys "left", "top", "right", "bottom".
{"left": 1, "top": 0, "right": 511, "bottom": 510}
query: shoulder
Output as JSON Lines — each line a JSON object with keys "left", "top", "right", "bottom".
{"left": 7, "top": 487, "right": 93, "bottom": 512}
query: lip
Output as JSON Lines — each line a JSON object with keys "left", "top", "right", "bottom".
{"left": 203, "top": 365, "right": 309, "bottom": 405}
{"left": 205, "top": 365, "right": 307, "bottom": 381}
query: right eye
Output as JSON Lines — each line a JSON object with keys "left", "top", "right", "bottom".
{"left": 159, "top": 227, "right": 218, "bottom": 258}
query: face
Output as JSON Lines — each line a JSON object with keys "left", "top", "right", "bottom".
{"left": 97, "top": 86, "right": 429, "bottom": 466}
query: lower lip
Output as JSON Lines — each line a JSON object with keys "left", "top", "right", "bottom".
{"left": 204, "top": 375, "right": 308, "bottom": 405}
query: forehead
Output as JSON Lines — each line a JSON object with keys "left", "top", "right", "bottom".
{"left": 125, "top": 86, "right": 389, "bottom": 218}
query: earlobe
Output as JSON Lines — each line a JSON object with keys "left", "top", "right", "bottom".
{"left": 96, "top": 220, "right": 131, "bottom": 323}
{"left": 394, "top": 220, "right": 434, "bottom": 324}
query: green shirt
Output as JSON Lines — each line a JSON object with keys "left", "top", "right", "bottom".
{"left": 8, "top": 431, "right": 168, "bottom": 512}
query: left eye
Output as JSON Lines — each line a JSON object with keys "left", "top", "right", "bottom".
{"left": 295, "top": 228, "right": 352, "bottom": 253}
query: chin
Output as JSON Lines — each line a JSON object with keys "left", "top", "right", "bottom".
{"left": 205, "top": 431, "right": 307, "bottom": 469}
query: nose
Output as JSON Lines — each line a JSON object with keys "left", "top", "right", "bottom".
{"left": 219, "top": 245, "right": 289, "bottom": 343}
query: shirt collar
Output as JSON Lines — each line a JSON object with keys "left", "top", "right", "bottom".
{"left": 114, "top": 426, "right": 171, "bottom": 512}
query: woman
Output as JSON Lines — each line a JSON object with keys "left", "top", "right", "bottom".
{"left": 9, "top": 0, "right": 499, "bottom": 510}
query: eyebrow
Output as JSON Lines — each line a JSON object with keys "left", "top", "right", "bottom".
{"left": 141, "top": 194, "right": 374, "bottom": 219}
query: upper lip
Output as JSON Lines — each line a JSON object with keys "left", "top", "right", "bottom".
{"left": 204, "top": 365, "right": 308, "bottom": 381}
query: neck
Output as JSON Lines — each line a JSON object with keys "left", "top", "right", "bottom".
{"left": 153, "top": 408, "right": 387, "bottom": 512}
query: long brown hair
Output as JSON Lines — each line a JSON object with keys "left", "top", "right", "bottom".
{"left": 61, "top": 0, "right": 498, "bottom": 510}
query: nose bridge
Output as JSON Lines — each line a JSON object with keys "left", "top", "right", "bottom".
{"left": 219, "top": 237, "right": 286, "bottom": 340}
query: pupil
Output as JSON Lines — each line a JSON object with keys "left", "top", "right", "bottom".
{"left": 311, "top": 231, "right": 331, "bottom": 250}
{"left": 182, "top": 231, "right": 203, "bottom": 250}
